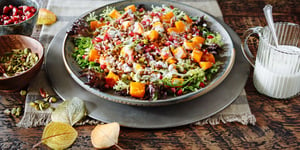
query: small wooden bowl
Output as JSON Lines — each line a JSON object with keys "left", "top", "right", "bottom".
{"left": 0, "top": 34, "right": 44, "bottom": 92}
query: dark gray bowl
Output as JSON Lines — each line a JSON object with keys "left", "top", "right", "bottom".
{"left": 63, "top": 0, "right": 235, "bottom": 106}
{"left": 0, "top": 0, "right": 40, "bottom": 36}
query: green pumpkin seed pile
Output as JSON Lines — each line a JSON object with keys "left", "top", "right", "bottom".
{"left": 0, "top": 48, "right": 39, "bottom": 78}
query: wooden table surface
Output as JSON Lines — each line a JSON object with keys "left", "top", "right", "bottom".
{"left": 1, "top": 0, "right": 299, "bottom": 149}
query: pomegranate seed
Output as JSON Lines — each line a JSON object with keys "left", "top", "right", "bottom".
{"left": 116, "top": 40, "right": 122, "bottom": 45}
{"left": 203, "top": 49, "right": 208, "bottom": 54}
{"left": 150, "top": 45, "right": 156, "bottom": 49}
{"left": 129, "top": 31, "right": 134, "bottom": 37}
{"left": 94, "top": 37, "right": 102, "bottom": 42}
{"left": 161, "top": 8, "right": 165, "bottom": 12}
{"left": 183, "top": 34, "right": 187, "bottom": 39}
{"left": 99, "top": 17, "right": 104, "bottom": 22}
{"left": 9, "top": 5, "right": 13, "bottom": 9}
{"left": 171, "top": 88, "right": 176, "bottom": 93}
{"left": 100, "top": 64, "right": 107, "bottom": 70}
{"left": 23, "top": 6, "right": 30, "bottom": 12}
{"left": 139, "top": 8, "right": 144, "bottom": 12}
{"left": 39, "top": 88, "right": 49, "bottom": 98}
{"left": 30, "top": 7, "right": 36, "bottom": 13}
{"left": 141, "top": 21, "right": 146, "bottom": 25}
{"left": 82, "top": 55, "right": 87, "bottom": 59}
{"left": 104, "top": 84, "right": 110, "bottom": 89}
{"left": 170, "top": 5, "right": 174, "bottom": 9}
{"left": 165, "top": 42, "right": 170, "bottom": 46}
{"left": 199, "top": 82, "right": 205, "bottom": 88}
{"left": 176, "top": 89, "right": 183, "bottom": 96}
{"left": 3, "top": 6, "right": 10, "bottom": 14}
{"left": 207, "top": 35, "right": 214, "bottom": 39}
{"left": 168, "top": 36, "right": 174, "bottom": 41}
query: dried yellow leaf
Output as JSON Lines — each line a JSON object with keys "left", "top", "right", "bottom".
{"left": 91, "top": 122, "right": 120, "bottom": 149}
{"left": 42, "top": 122, "right": 78, "bottom": 150}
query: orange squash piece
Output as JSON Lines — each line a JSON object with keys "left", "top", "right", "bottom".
{"left": 148, "top": 30, "right": 159, "bottom": 41}
{"left": 109, "top": 9, "right": 121, "bottom": 19}
{"left": 124, "top": 5, "right": 136, "bottom": 12}
{"left": 183, "top": 15, "right": 193, "bottom": 24}
{"left": 172, "top": 46, "right": 187, "bottom": 59}
{"left": 160, "top": 11, "right": 174, "bottom": 23}
{"left": 175, "top": 21, "right": 186, "bottom": 33}
{"left": 90, "top": 21, "right": 105, "bottom": 30}
{"left": 199, "top": 61, "right": 213, "bottom": 70}
{"left": 130, "top": 82, "right": 146, "bottom": 98}
{"left": 192, "top": 36, "right": 205, "bottom": 48}
{"left": 201, "top": 53, "right": 215, "bottom": 63}
{"left": 105, "top": 71, "right": 119, "bottom": 88}
{"left": 88, "top": 49, "right": 100, "bottom": 62}
{"left": 166, "top": 57, "right": 177, "bottom": 64}
{"left": 191, "top": 49, "right": 203, "bottom": 63}
{"left": 167, "top": 27, "right": 178, "bottom": 34}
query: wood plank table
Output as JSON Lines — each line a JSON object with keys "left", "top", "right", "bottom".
{"left": 0, "top": 0, "right": 299, "bottom": 149}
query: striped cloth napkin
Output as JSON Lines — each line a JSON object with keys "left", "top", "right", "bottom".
{"left": 17, "top": 0, "right": 256, "bottom": 128}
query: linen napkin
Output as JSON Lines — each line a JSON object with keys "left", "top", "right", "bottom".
{"left": 17, "top": 0, "right": 256, "bottom": 128}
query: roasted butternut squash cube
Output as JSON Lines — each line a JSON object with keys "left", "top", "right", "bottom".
{"left": 109, "top": 9, "right": 121, "bottom": 19}
{"left": 183, "top": 15, "right": 193, "bottom": 24}
{"left": 105, "top": 71, "right": 119, "bottom": 88}
{"left": 191, "top": 49, "right": 203, "bottom": 63}
{"left": 148, "top": 30, "right": 159, "bottom": 41}
{"left": 160, "top": 11, "right": 174, "bottom": 23}
{"left": 192, "top": 36, "right": 205, "bottom": 48}
{"left": 167, "top": 27, "right": 178, "bottom": 34}
{"left": 166, "top": 57, "right": 177, "bottom": 64}
{"left": 199, "top": 61, "right": 213, "bottom": 70}
{"left": 90, "top": 21, "right": 105, "bottom": 30}
{"left": 88, "top": 49, "right": 100, "bottom": 62}
{"left": 124, "top": 5, "right": 136, "bottom": 12}
{"left": 175, "top": 21, "right": 186, "bottom": 33}
{"left": 130, "top": 82, "right": 146, "bottom": 98}
{"left": 201, "top": 53, "right": 215, "bottom": 63}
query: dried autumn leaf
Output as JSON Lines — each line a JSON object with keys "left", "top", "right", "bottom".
{"left": 42, "top": 122, "right": 78, "bottom": 150}
{"left": 37, "top": 8, "right": 57, "bottom": 25}
{"left": 51, "top": 97, "right": 86, "bottom": 126}
{"left": 91, "top": 122, "right": 120, "bottom": 149}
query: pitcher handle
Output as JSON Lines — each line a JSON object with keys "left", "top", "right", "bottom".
{"left": 241, "top": 26, "right": 264, "bottom": 67}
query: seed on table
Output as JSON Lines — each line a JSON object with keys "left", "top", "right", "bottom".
{"left": 4, "top": 109, "right": 11, "bottom": 115}
{"left": 11, "top": 107, "right": 16, "bottom": 115}
{"left": 20, "top": 90, "right": 27, "bottom": 96}
{"left": 48, "top": 96, "right": 57, "bottom": 103}
{"left": 29, "top": 102, "right": 36, "bottom": 107}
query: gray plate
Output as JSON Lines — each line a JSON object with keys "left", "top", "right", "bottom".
{"left": 62, "top": 0, "right": 236, "bottom": 106}
{"left": 45, "top": 17, "right": 249, "bottom": 129}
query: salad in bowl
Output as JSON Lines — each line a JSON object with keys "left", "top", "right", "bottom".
{"left": 64, "top": 1, "right": 235, "bottom": 105}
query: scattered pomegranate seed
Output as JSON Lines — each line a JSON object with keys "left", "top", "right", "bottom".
{"left": 100, "top": 64, "right": 107, "bottom": 70}
{"left": 199, "top": 82, "right": 205, "bottom": 88}
{"left": 176, "top": 89, "right": 183, "bottom": 96}
{"left": 170, "top": 5, "right": 174, "bottom": 9}
{"left": 207, "top": 35, "right": 214, "bottom": 39}
{"left": 171, "top": 87, "right": 176, "bottom": 93}
{"left": 161, "top": 8, "right": 165, "bottom": 12}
